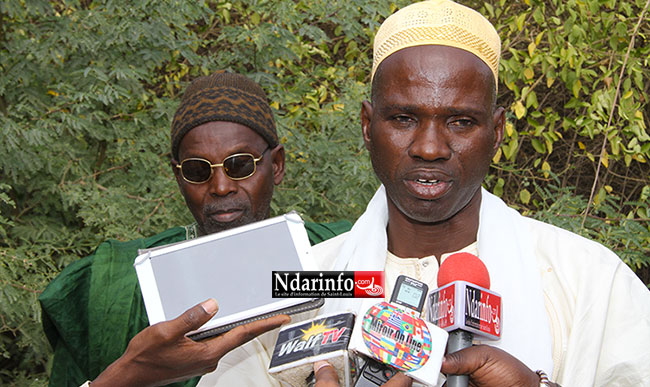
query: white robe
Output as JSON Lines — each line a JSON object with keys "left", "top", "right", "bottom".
{"left": 201, "top": 189, "right": 650, "bottom": 387}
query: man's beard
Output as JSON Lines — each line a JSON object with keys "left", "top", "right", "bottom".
{"left": 198, "top": 197, "right": 268, "bottom": 236}
{"left": 200, "top": 213, "right": 255, "bottom": 235}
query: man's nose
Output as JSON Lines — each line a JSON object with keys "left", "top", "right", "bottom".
{"left": 209, "top": 167, "right": 238, "bottom": 196}
{"left": 408, "top": 120, "right": 452, "bottom": 161}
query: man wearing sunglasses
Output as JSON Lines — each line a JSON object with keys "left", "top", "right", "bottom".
{"left": 39, "top": 71, "right": 351, "bottom": 387}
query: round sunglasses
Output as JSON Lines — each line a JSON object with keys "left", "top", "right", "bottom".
{"left": 175, "top": 147, "right": 270, "bottom": 184}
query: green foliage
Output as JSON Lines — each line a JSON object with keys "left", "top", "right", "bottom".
{"left": 487, "top": 0, "right": 650, "bottom": 208}
{"left": 1, "top": 0, "right": 648, "bottom": 384}
{"left": 1, "top": 1, "right": 211, "bottom": 383}
{"left": 503, "top": 173, "right": 650, "bottom": 270}
{"left": 476, "top": 0, "right": 650, "bottom": 271}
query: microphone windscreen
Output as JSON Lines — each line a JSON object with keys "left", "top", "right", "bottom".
{"left": 437, "top": 252, "right": 490, "bottom": 289}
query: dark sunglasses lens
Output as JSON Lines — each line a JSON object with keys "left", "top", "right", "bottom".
{"left": 181, "top": 160, "right": 212, "bottom": 183}
{"left": 223, "top": 154, "right": 255, "bottom": 179}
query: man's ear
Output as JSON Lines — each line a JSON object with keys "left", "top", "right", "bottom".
{"left": 492, "top": 106, "right": 506, "bottom": 154}
{"left": 270, "top": 144, "right": 285, "bottom": 185}
{"left": 361, "top": 100, "right": 374, "bottom": 151}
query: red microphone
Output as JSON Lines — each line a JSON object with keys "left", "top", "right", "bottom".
{"left": 427, "top": 253, "right": 502, "bottom": 387}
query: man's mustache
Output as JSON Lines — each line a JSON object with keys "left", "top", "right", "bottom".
{"left": 202, "top": 199, "right": 248, "bottom": 216}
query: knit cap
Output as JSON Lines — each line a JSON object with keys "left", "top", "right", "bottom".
{"left": 171, "top": 72, "right": 278, "bottom": 160}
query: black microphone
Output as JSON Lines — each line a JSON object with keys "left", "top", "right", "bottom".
{"left": 427, "top": 253, "right": 502, "bottom": 387}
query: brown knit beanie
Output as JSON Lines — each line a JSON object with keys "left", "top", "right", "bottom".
{"left": 170, "top": 71, "right": 278, "bottom": 160}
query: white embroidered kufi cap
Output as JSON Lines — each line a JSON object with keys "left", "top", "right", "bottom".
{"left": 372, "top": 0, "right": 501, "bottom": 89}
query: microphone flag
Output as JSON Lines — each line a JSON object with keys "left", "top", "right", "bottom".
{"left": 360, "top": 302, "right": 432, "bottom": 372}
{"left": 427, "top": 281, "right": 501, "bottom": 340}
{"left": 349, "top": 299, "right": 448, "bottom": 386}
{"left": 268, "top": 312, "right": 356, "bottom": 386}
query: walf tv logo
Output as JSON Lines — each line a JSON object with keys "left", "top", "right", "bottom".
{"left": 276, "top": 322, "right": 348, "bottom": 357}
{"left": 272, "top": 271, "right": 385, "bottom": 298}
{"left": 268, "top": 313, "right": 355, "bottom": 369}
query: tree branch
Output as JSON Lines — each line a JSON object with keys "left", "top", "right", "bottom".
{"left": 582, "top": 0, "right": 650, "bottom": 228}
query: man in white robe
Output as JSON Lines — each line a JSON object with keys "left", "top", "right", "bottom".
{"left": 312, "top": 0, "right": 650, "bottom": 386}
{"left": 191, "top": 1, "right": 650, "bottom": 386}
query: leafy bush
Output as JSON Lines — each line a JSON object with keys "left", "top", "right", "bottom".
{"left": 1, "top": 0, "right": 648, "bottom": 384}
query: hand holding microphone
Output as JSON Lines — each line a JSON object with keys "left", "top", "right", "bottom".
{"left": 441, "top": 345, "right": 540, "bottom": 387}
{"left": 268, "top": 312, "right": 357, "bottom": 386}
{"left": 429, "top": 253, "right": 546, "bottom": 387}
{"left": 268, "top": 274, "right": 448, "bottom": 386}
{"left": 350, "top": 275, "right": 449, "bottom": 386}
{"left": 428, "top": 252, "right": 501, "bottom": 387}
{"left": 313, "top": 360, "right": 413, "bottom": 387}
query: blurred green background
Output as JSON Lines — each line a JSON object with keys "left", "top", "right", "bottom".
{"left": 1, "top": 0, "right": 649, "bottom": 384}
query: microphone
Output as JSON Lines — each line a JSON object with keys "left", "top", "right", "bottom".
{"left": 268, "top": 312, "right": 357, "bottom": 386}
{"left": 349, "top": 275, "right": 449, "bottom": 386}
{"left": 427, "top": 252, "right": 502, "bottom": 387}
{"left": 268, "top": 275, "right": 450, "bottom": 386}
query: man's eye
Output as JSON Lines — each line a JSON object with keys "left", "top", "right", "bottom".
{"left": 392, "top": 115, "right": 414, "bottom": 124}
{"left": 450, "top": 119, "right": 474, "bottom": 128}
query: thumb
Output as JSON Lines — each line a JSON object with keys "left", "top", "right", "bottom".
{"left": 171, "top": 298, "right": 219, "bottom": 334}
{"left": 314, "top": 361, "right": 339, "bottom": 387}
{"left": 441, "top": 346, "right": 489, "bottom": 376}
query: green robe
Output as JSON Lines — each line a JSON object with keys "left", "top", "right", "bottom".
{"left": 39, "top": 221, "right": 351, "bottom": 387}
